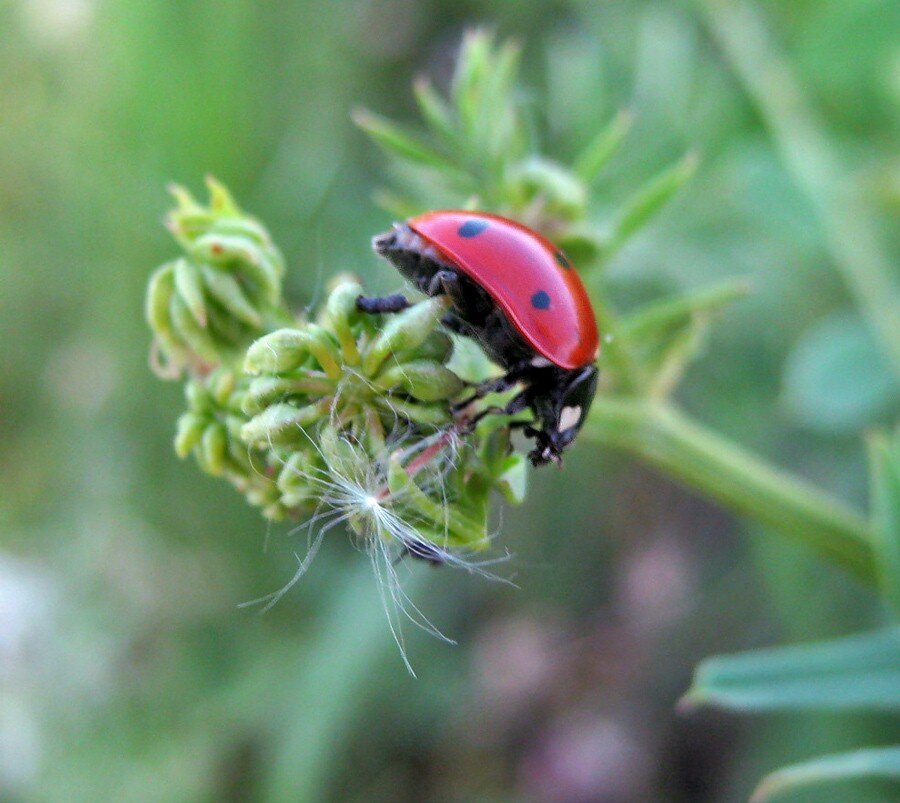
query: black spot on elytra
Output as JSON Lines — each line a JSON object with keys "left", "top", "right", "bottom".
{"left": 531, "top": 290, "right": 551, "bottom": 310}
{"left": 457, "top": 219, "right": 489, "bottom": 238}
{"left": 554, "top": 250, "right": 570, "bottom": 269}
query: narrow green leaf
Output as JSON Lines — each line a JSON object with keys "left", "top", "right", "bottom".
{"left": 573, "top": 110, "right": 633, "bottom": 183}
{"left": 452, "top": 29, "right": 492, "bottom": 141}
{"left": 371, "top": 190, "right": 425, "bottom": 220}
{"left": 479, "top": 39, "right": 522, "bottom": 159}
{"left": 751, "top": 746, "right": 900, "bottom": 802}
{"left": 622, "top": 279, "right": 751, "bottom": 340}
{"left": 604, "top": 151, "right": 698, "bottom": 255}
{"left": 683, "top": 627, "right": 900, "bottom": 712}
{"left": 869, "top": 427, "right": 900, "bottom": 614}
{"left": 352, "top": 108, "right": 448, "bottom": 170}
{"left": 648, "top": 316, "right": 708, "bottom": 398}
{"left": 412, "top": 77, "right": 457, "bottom": 144}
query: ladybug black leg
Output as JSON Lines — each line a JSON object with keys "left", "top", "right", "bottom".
{"left": 355, "top": 294, "right": 411, "bottom": 314}
{"left": 426, "top": 269, "right": 475, "bottom": 313}
{"left": 440, "top": 314, "right": 476, "bottom": 337}
{"left": 452, "top": 360, "right": 534, "bottom": 413}
{"left": 393, "top": 538, "right": 445, "bottom": 566}
{"left": 456, "top": 389, "right": 532, "bottom": 431}
{"left": 450, "top": 374, "right": 515, "bottom": 414}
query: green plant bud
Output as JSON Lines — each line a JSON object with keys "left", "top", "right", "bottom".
{"left": 319, "top": 425, "right": 367, "bottom": 482}
{"left": 201, "top": 422, "right": 228, "bottom": 476}
{"left": 324, "top": 280, "right": 365, "bottom": 366}
{"left": 387, "top": 455, "right": 487, "bottom": 548}
{"left": 362, "top": 296, "right": 450, "bottom": 375}
{"left": 191, "top": 234, "right": 282, "bottom": 306}
{"left": 241, "top": 401, "right": 328, "bottom": 447}
{"left": 277, "top": 453, "right": 318, "bottom": 509}
{"left": 169, "top": 294, "right": 222, "bottom": 364}
{"left": 375, "top": 396, "right": 452, "bottom": 427}
{"left": 174, "top": 413, "right": 207, "bottom": 458}
{"left": 145, "top": 263, "right": 184, "bottom": 359}
{"left": 211, "top": 370, "right": 237, "bottom": 407}
{"left": 184, "top": 378, "right": 212, "bottom": 412}
{"left": 244, "top": 326, "right": 341, "bottom": 377}
{"left": 409, "top": 330, "right": 454, "bottom": 364}
{"left": 211, "top": 217, "right": 275, "bottom": 249}
{"left": 242, "top": 375, "right": 334, "bottom": 415}
{"left": 240, "top": 472, "right": 287, "bottom": 521}
{"left": 374, "top": 360, "right": 464, "bottom": 402}
{"left": 199, "top": 264, "right": 263, "bottom": 328}
{"left": 173, "top": 258, "right": 207, "bottom": 327}
{"left": 205, "top": 300, "right": 252, "bottom": 348}
{"left": 167, "top": 178, "right": 276, "bottom": 253}
{"left": 244, "top": 328, "right": 312, "bottom": 374}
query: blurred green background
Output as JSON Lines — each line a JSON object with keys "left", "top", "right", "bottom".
{"left": 2, "top": 1, "right": 898, "bottom": 800}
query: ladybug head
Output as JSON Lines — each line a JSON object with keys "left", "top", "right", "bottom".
{"left": 528, "top": 365, "right": 598, "bottom": 467}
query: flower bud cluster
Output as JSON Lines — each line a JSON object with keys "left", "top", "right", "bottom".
{"left": 146, "top": 177, "right": 288, "bottom": 374}
{"left": 147, "top": 181, "right": 526, "bottom": 554}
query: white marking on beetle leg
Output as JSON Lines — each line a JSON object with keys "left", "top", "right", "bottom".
{"left": 530, "top": 356, "right": 552, "bottom": 368}
{"left": 558, "top": 405, "right": 582, "bottom": 433}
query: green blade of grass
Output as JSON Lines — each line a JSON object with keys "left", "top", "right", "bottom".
{"left": 682, "top": 627, "right": 900, "bottom": 712}
{"left": 869, "top": 427, "right": 900, "bottom": 614}
{"left": 751, "top": 746, "right": 900, "bottom": 802}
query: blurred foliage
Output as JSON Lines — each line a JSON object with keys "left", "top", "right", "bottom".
{"left": 1, "top": 1, "right": 898, "bottom": 801}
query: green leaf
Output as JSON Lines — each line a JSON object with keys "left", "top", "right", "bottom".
{"left": 783, "top": 312, "right": 899, "bottom": 433}
{"left": 352, "top": 108, "right": 449, "bottom": 170}
{"left": 621, "top": 280, "right": 750, "bottom": 397}
{"left": 412, "top": 77, "right": 457, "bottom": 145}
{"left": 573, "top": 110, "right": 633, "bottom": 184}
{"left": 869, "top": 427, "right": 900, "bottom": 614}
{"left": 602, "top": 151, "right": 698, "bottom": 255}
{"left": 452, "top": 29, "right": 493, "bottom": 142}
{"left": 622, "top": 279, "right": 751, "bottom": 341}
{"left": 495, "top": 453, "right": 527, "bottom": 505}
{"left": 751, "top": 746, "right": 900, "bottom": 802}
{"left": 682, "top": 627, "right": 900, "bottom": 712}
{"left": 446, "top": 335, "right": 501, "bottom": 384}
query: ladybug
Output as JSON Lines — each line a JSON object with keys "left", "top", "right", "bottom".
{"left": 357, "top": 211, "right": 600, "bottom": 466}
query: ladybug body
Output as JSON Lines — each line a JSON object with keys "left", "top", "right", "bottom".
{"left": 358, "top": 211, "right": 600, "bottom": 466}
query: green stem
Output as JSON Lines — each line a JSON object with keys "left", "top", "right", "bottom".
{"left": 698, "top": 0, "right": 900, "bottom": 380}
{"left": 583, "top": 399, "right": 876, "bottom": 583}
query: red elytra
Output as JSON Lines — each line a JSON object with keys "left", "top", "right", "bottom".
{"left": 407, "top": 211, "right": 599, "bottom": 371}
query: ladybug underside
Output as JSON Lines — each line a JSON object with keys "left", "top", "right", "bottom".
{"left": 357, "top": 224, "right": 598, "bottom": 468}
